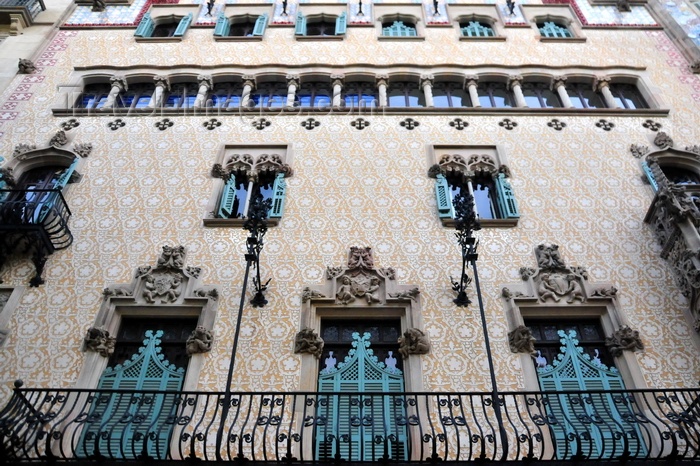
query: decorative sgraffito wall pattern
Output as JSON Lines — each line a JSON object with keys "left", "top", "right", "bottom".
{"left": 1, "top": 7, "right": 700, "bottom": 407}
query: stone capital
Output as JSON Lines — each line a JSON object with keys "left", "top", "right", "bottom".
{"left": 551, "top": 75, "right": 567, "bottom": 90}
{"left": 376, "top": 75, "right": 389, "bottom": 87}
{"left": 153, "top": 75, "right": 171, "bottom": 91}
{"left": 507, "top": 75, "right": 523, "bottom": 90}
{"left": 110, "top": 75, "right": 128, "bottom": 92}
{"left": 197, "top": 74, "right": 214, "bottom": 90}
{"left": 464, "top": 75, "right": 479, "bottom": 88}
{"left": 286, "top": 74, "right": 300, "bottom": 87}
{"left": 242, "top": 75, "right": 256, "bottom": 88}
{"left": 331, "top": 74, "right": 345, "bottom": 87}
{"left": 594, "top": 76, "right": 611, "bottom": 91}
{"left": 420, "top": 74, "right": 434, "bottom": 87}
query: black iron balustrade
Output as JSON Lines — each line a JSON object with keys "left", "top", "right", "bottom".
{"left": 2, "top": 383, "right": 700, "bottom": 464}
{"left": 0, "top": 0, "right": 45, "bottom": 21}
{"left": 0, "top": 188, "right": 73, "bottom": 286}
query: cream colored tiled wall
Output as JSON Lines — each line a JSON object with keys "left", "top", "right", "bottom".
{"left": 0, "top": 23, "right": 699, "bottom": 405}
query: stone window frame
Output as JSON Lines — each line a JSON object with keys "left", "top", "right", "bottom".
{"left": 375, "top": 5, "right": 425, "bottom": 41}
{"left": 501, "top": 244, "right": 647, "bottom": 393}
{"left": 0, "top": 285, "right": 25, "bottom": 348}
{"left": 428, "top": 144, "right": 520, "bottom": 228}
{"left": 500, "top": 244, "right": 649, "bottom": 457}
{"left": 134, "top": 5, "right": 198, "bottom": 43}
{"left": 73, "top": 246, "right": 219, "bottom": 393}
{"left": 214, "top": 4, "right": 271, "bottom": 42}
{"left": 203, "top": 144, "right": 293, "bottom": 228}
{"left": 451, "top": 7, "right": 505, "bottom": 42}
{"left": 523, "top": 6, "right": 587, "bottom": 43}
{"left": 297, "top": 247, "right": 426, "bottom": 459}
{"left": 295, "top": 4, "right": 348, "bottom": 41}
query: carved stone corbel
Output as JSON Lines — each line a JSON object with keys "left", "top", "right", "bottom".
{"left": 294, "top": 328, "right": 324, "bottom": 358}
{"left": 186, "top": 326, "right": 213, "bottom": 355}
{"left": 605, "top": 326, "right": 644, "bottom": 357}
{"left": 398, "top": 328, "right": 430, "bottom": 358}
{"left": 84, "top": 327, "right": 116, "bottom": 357}
{"left": 508, "top": 325, "right": 536, "bottom": 354}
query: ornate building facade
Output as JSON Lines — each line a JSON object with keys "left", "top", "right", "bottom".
{"left": 1, "top": 0, "right": 700, "bottom": 462}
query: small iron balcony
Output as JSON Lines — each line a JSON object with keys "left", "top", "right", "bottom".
{"left": 1, "top": 385, "right": 699, "bottom": 464}
{"left": 0, "top": 189, "right": 73, "bottom": 285}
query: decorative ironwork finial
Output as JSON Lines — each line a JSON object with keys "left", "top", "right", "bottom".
{"left": 281, "top": 0, "right": 288, "bottom": 16}
{"left": 244, "top": 193, "right": 272, "bottom": 307}
{"left": 452, "top": 192, "right": 481, "bottom": 307}
{"left": 433, "top": 0, "right": 440, "bottom": 16}
{"left": 358, "top": 0, "right": 364, "bottom": 16}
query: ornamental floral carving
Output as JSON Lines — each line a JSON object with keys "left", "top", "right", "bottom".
{"left": 212, "top": 153, "right": 292, "bottom": 183}
{"left": 294, "top": 328, "right": 324, "bottom": 358}
{"left": 508, "top": 325, "right": 536, "bottom": 354}
{"left": 84, "top": 327, "right": 116, "bottom": 357}
{"left": 12, "top": 143, "right": 36, "bottom": 158}
{"left": 605, "top": 326, "right": 644, "bottom": 357}
{"left": 186, "top": 326, "right": 213, "bottom": 355}
{"left": 50, "top": 130, "right": 68, "bottom": 147}
{"left": 653, "top": 131, "right": 674, "bottom": 149}
{"left": 398, "top": 328, "right": 430, "bottom": 358}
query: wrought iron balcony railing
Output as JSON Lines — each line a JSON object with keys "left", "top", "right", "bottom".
{"left": 0, "top": 0, "right": 45, "bottom": 21}
{"left": 1, "top": 384, "right": 700, "bottom": 464}
{"left": 0, "top": 189, "right": 73, "bottom": 252}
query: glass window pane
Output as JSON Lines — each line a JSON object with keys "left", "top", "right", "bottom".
{"left": 388, "top": 90, "right": 406, "bottom": 107}
{"left": 522, "top": 90, "right": 543, "bottom": 108}
{"left": 491, "top": 88, "right": 512, "bottom": 108}
{"left": 473, "top": 184, "right": 495, "bottom": 219}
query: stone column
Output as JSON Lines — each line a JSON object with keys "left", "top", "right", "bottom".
{"left": 194, "top": 75, "right": 213, "bottom": 109}
{"left": 149, "top": 75, "right": 170, "bottom": 108}
{"left": 331, "top": 74, "right": 344, "bottom": 107}
{"left": 241, "top": 75, "right": 256, "bottom": 108}
{"left": 102, "top": 76, "right": 128, "bottom": 110}
{"left": 465, "top": 75, "right": 480, "bottom": 108}
{"left": 376, "top": 75, "right": 388, "bottom": 108}
{"left": 286, "top": 74, "right": 300, "bottom": 108}
{"left": 421, "top": 74, "right": 434, "bottom": 108}
{"left": 551, "top": 76, "right": 573, "bottom": 108}
{"left": 508, "top": 75, "right": 527, "bottom": 108}
{"left": 595, "top": 76, "right": 619, "bottom": 109}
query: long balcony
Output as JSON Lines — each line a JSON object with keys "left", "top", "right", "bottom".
{"left": 0, "top": 189, "right": 73, "bottom": 286}
{"left": 0, "top": 0, "right": 45, "bottom": 31}
{"left": 1, "top": 384, "right": 699, "bottom": 464}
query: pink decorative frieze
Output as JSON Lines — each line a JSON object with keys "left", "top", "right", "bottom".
{"left": 21, "top": 76, "right": 44, "bottom": 84}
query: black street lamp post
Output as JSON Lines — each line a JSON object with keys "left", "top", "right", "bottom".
{"left": 450, "top": 192, "right": 509, "bottom": 460}
{"left": 216, "top": 194, "right": 271, "bottom": 459}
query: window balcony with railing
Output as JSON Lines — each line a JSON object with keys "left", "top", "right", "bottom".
{"left": 0, "top": 0, "right": 45, "bottom": 33}
{"left": 1, "top": 384, "right": 699, "bottom": 464}
{"left": 0, "top": 188, "right": 73, "bottom": 286}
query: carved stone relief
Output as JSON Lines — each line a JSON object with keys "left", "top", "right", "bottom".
{"left": 505, "top": 244, "right": 618, "bottom": 305}
{"left": 83, "top": 327, "right": 116, "bottom": 357}
{"left": 605, "top": 326, "right": 644, "bottom": 357}
{"left": 186, "top": 326, "right": 214, "bottom": 356}
{"left": 212, "top": 152, "right": 292, "bottom": 183}
{"left": 508, "top": 325, "right": 536, "bottom": 354}
{"left": 293, "top": 328, "right": 324, "bottom": 358}
{"left": 398, "top": 328, "right": 431, "bottom": 358}
{"left": 97, "top": 245, "right": 219, "bottom": 308}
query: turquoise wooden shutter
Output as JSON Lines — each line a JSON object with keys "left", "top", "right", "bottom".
{"left": 641, "top": 162, "right": 658, "bottom": 192}
{"left": 135, "top": 13, "right": 155, "bottom": 37}
{"left": 35, "top": 158, "right": 78, "bottom": 224}
{"left": 316, "top": 332, "right": 407, "bottom": 461}
{"left": 81, "top": 330, "right": 185, "bottom": 459}
{"left": 435, "top": 174, "right": 453, "bottom": 219}
{"left": 495, "top": 173, "right": 520, "bottom": 219}
{"left": 295, "top": 11, "right": 307, "bottom": 35}
{"left": 268, "top": 172, "right": 286, "bottom": 219}
{"left": 218, "top": 176, "right": 237, "bottom": 218}
{"left": 335, "top": 12, "right": 347, "bottom": 35}
{"left": 173, "top": 13, "right": 193, "bottom": 37}
{"left": 0, "top": 178, "right": 7, "bottom": 203}
{"left": 537, "top": 330, "right": 646, "bottom": 460}
{"left": 253, "top": 13, "right": 268, "bottom": 36}
{"left": 214, "top": 13, "right": 231, "bottom": 36}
